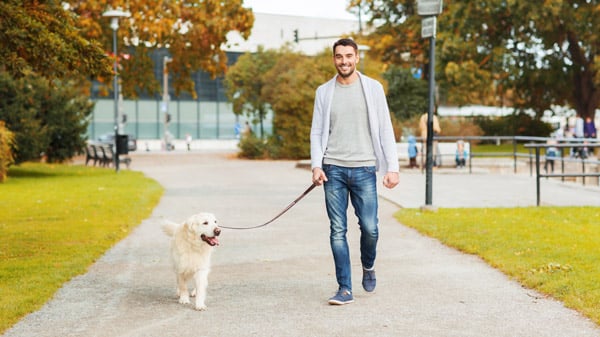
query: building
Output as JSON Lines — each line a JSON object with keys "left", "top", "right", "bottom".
{"left": 88, "top": 13, "right": 360, "bottom": 145}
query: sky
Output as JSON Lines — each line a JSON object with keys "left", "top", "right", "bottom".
{"left": 242, "top": 0, "right": 358, "bottom": 20}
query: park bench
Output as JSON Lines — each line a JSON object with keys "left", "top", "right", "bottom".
{"left": 102, "top": 144, "right": 131, "bottom": 169}
{"left": 85, "top": 143, "right": 131, "bottom": 169}
{"left": 96, "top": 144, "right": 112, "bottom": 167}
{"left": 85, "top": 144, "right": 100, "bottom": 166}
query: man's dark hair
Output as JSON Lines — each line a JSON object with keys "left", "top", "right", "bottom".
{"left": 333, "top": 38, "right": 358, "bottom": 55}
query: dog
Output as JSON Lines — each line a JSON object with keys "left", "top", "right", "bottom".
{"left": 162, "top": 212, "right": 221, "bottom": 310}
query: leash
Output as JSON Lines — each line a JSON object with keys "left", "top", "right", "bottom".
{"left": 220, "top": 183, "right": 318, "bottom": 230}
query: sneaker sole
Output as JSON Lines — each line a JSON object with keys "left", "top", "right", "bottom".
{"left": 328, "top": 298, "right": 354, "bottom": 305}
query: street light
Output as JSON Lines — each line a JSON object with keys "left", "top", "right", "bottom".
{"left": 103, "top": 9, "right": 130, "bottom": 172}
{"left": 162, "top": 56, "right": 173, "bottom": 150}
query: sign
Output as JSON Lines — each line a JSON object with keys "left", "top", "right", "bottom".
{"left": 418, "top": 0, "right": 443, "bottom": 16}
{"left": 421, "top": 17, "right": 437, "bottom": 38}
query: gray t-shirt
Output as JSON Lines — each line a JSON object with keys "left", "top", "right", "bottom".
{"left": 323, "top": 80, "right": 376, "bottom": 167}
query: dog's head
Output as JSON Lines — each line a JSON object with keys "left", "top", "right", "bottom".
{"left": 184, "top": 212, "right": 221, "bottom": 246}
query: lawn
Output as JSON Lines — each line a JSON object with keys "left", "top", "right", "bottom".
{"left": 395, "top": 207, "right": 600, "bottom": 326}
{"left": 470, "top": 142, "right": 528, "bottom": 155}
{"left": 0, "top": 163, "right": 163, "bottom": 334}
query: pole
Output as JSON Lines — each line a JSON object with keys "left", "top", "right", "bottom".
{"left": 112, "top": 27, "right": 119, "bottom": 172}
{"left": 103, "top": 10, "right": 130, "bottom": 166}
{"left": 163, "top": 56, "right": 172, "bottom": 150}
{"left": 425, "top": 35, "right": 436, "bottom": 205}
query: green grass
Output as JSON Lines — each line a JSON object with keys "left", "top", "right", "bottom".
{"left": 471, "top": 143, "right": 528, "bottom": 154}
{"left": 395, "top": 207, "right": 600, "bottom": 326}
{"left": 0, "top": 163, "right": 163, "bottom": 333}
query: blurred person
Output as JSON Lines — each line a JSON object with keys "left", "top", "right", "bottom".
{"left": 583, "top": 116, "right": 597, "bottom": 156}
{"left": 455, "top": 140, "right": 468, "bottom": 168}
{"left": 419, "top": 111, "right": 442, "bottom": 167}
{"left": 407, "top": 135, "right": 419, "bottom": 168}
{"left": 544, "top": 140, "right": 559, "bottom": 173}
{"left": 185, "top": 133, "right": 192, "bottom": 151}
{"left": 583, "top": 116, "right": 596, "bottom": 139}
{"left": 242, "top": 121, "right": 253, "bottom": 137}
{"left": 572, "top": 115, "right": 585, "bottom": 157}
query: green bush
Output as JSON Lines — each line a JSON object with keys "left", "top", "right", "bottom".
{"left": 475, "top": 113, "right": 553, "bottom": 137}
{"left": 401, "top": 114, "right": 484, "bottom": 140}
{"left": 0, "top": 121, "right": 15, "bottom": 182}
{"left": 237, "top": 133, "right": 267, "bottom": 159}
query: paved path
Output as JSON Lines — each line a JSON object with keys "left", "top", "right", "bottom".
{"left": 3, "top": 151, "right": 599, "bottom": 337}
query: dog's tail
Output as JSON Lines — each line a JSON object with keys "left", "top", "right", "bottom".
{"left": 161, "top": 220, "right": 179, "bottom": 237}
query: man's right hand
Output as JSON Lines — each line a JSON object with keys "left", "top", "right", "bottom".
{"left": 312, "top": 167, "right": 328, "bottom": 186}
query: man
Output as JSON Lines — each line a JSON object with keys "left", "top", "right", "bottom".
{"left": 310, "top": 38, "right": 400, "bottom": 305}
{"left": 419, "top": 111, "right": 442, "bottom": 167}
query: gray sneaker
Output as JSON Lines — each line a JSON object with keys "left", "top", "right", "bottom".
{"left": 328, "top": 289, "right": 354, "bottom": 305}
{"left": 362, "top": 268, "right": 376, "bottom": 292}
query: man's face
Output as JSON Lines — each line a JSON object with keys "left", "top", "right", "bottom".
{"left": 333, "top": 45, "right": 359, "bottom": 79}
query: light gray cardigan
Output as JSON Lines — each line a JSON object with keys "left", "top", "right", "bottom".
{"left": 310, "top": 72, "right": 399, "bottom": 174}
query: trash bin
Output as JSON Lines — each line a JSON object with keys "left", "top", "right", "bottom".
{"left": 117, "top": 134, "right": 129, "bottom": 155}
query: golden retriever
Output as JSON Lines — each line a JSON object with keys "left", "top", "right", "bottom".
{"left": 162, "top": 213, "right": 221, "bottom": 310}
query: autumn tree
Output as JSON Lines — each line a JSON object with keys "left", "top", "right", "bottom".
{"left": 68, "top": 0, "right": 254, "bottom": 99}
{"left": 0, "top": 121, "right": 15, "bottom": 182}
{"left": 352, "top": 0, "right": 600, "bottom": 123}
{"left": 0, "top": 0, "right": 112, "bottom": 81}
{"left": 0, "top": 2, "right": 111, "bottom": 163}
{"left": 224, "top": 47, "right": 280, "bottom": 138}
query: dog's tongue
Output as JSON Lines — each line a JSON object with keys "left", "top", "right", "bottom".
{"left": 203, "top": 236, "right": 220, "bottom": 246}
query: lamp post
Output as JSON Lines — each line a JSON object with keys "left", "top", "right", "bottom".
{"left": 162, "top": 56, "right": 173, "bottom": 150}
{"left": 103, "top": 9, "right": 130, "bottom": 172}
{"left": 418, "top": 0, "right": 443, "bottom": 209}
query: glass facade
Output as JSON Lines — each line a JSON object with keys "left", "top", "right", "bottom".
{"left": 88, "top": 50, "right": 272, "bottom": 141}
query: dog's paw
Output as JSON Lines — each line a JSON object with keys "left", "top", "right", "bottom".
{"left": 194, "top": 303, "right": 207, "bottom": 311}
{"left": 178, "top": 295, "right": 191, "bottom": 305}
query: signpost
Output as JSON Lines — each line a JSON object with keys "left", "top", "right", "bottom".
{"left": 421, "top": 17, "right": 436, "bottom": 39}
{"left": 418, "top": 0, "right": 443, "bottom": 209}
{"left": 418, "top": 0, "right": 444, "bottom": 16}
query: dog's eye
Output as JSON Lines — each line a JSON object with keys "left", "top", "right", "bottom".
{"left": 202, "top": 221, "right": 208, "bottom": 225}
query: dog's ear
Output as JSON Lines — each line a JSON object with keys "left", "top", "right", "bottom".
{"left": 183, "top": 220, "right": 199, "bottom": 235}
{"left": 182, "top": 220, "right": 191, "bottom": 231}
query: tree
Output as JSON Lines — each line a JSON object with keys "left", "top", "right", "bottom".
{"left": 0, "top": 0, "right": 112, "bottom": 81}
{"left": 68, "top": 0, "right": 254, "bottom": 99}
{"left": 262, "top": 51, "right": 331, "bottom": 159}
{"left": 0, "top": 121, "right": 15, "bottom": 182}
{"left": 383, "top": 66, "right": 428, "bottom": 120}
{"left": 0, "top": 71, "right": 92, "bottom": 164}
{"left": 353, "top": 0, "right": 600, "bottom": 122}
{"left": 0, "top": 71, "right": 47, "bottom": 163}
{"left": 224, "top": 47, "right": 280, "bottom": 138}
{"left": 41, "top": 80, "right": 95, "bottom": 163}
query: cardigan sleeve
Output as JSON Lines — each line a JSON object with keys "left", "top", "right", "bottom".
{"left": 375, "top": 84, "right": 399, "bottom": 173}
{"left": 310, "top": 85, "right": 326, "bottom": 170}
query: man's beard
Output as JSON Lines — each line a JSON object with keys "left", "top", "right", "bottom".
{"left": 337, "top": 68, "right": 355, "bottom": 78}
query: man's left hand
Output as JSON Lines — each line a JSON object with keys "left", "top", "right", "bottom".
{"left": 383, "top": 172, "right": 399, "bottom": 189}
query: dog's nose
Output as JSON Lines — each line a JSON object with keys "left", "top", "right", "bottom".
{"left": 214, "top": 227, "right": 221, "bottom": 236}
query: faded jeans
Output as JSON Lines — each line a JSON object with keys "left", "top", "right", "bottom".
{"left": 323, "top": 164, "right": 379, "bottom": 292}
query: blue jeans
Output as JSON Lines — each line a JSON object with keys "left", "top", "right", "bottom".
{"left": 323, "top": 164, "right": 379, "bottom": 292}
